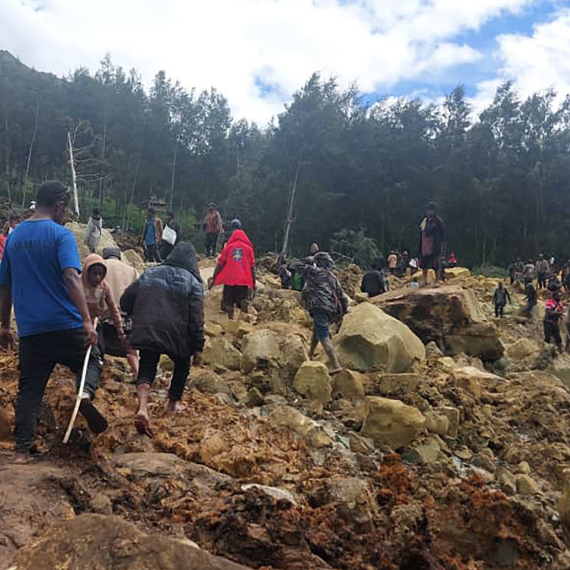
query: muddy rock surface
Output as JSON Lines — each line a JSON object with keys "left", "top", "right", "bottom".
{"left": 2, "top": 261, "right": 570, "bottom": 569}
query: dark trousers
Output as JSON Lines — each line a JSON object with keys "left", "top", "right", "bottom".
{"left": 544, "top": 320, "right": 562, "bottom": 347}
{"left": 538, "top": 273, "right": 547, "bottom": 289}
{"left": 161, "top": 242, "right": 174, "bottom": 260}
{"left": 16, "top": 328, "right": 103, "bottom": 453}
{"left": 495, "top": 302, "right": 505, "bottom": 317}
{"left": 145, "top": 243, "right": 161, "bottom": 263}
{"left": 205, "top": 233, "right": 218, "bottom": 257}
{"left": 136, "top": 350, "right": 190, "bottom": 402}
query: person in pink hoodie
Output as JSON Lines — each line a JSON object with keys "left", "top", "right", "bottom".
{"left": 209, "top": 221, "right": 256, "bottom": 320}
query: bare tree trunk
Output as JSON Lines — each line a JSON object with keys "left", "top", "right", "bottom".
{"left": 4, "top": 114, "right": 11, "bottom": 205}
{"left": 22, "top": 94, "right": 40, "bottom": 207}
{"left": 98, "top": 114, "right": 108, "bottom": 212}
{"left": 67, "top": 132, "right": 80, "bottom": 218}
{"left": 280, "top": 161, "right": 301, "bottom": 259}
{"left": 123, "top": 160, "right": 139, "bottom": 231}
{"left": 169, "top": 139, "right": 178, "bottom": 210}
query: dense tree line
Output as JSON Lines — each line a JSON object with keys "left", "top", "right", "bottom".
{"left": 2, "top": 49, "right": 570, "bottom": 266}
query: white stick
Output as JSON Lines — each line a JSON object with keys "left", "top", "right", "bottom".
{"left": 63, "top": 319, "right": 98, "bottom": 444}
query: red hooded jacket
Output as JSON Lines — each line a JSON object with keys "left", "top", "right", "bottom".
{"left": 214, "top": 230, "right": 255, "bottom": 288}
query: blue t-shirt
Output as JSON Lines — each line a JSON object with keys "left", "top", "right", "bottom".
{"left": 145, "top": 220, "right": 156, "bottom": 245}
{"left": 0, "top": 219, "right": 83, "bottom": 337}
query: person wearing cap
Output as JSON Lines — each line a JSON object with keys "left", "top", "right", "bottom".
{"left": 101, "top": 247, "right": 140, "bottom": 378}
{"left": 419, "top": 202, "right": 445, "bottom": 286}
{"left": 0, "top": 180, "right": 104, "bottom": 463}
{"left": 204, "top": 203, "right": 223, "bottom": 258}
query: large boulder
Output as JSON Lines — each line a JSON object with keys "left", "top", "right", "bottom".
{"left": 293, "top": 361, "right": 332, "bottom": 403}
{"left": 122, "top": 249, "right": 146, "bottom": 273}
{"left": 360, "top": 396, "right": 426, "bottom": 449}
{"left": 203, "top": 337, "right": 242, "bottom": 371}
{"left": 374, "top": 286, "right": 504, "bottom": 361}
{"left": 241, "top": 328, "right": 307, "bottom": 379}
{"left": 268, "top": 405, "right": 333, "bottom": 448}
{"left": 12, "top": 514, "right": 252, "bottom": 570}
{"left": 335, "top": 303, "right": 425, "bottom": 373}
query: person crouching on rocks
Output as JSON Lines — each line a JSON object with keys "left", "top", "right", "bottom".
{"left": 303, "top": 252, "right": 348, "bottom": 375}
{"left": 544, "top": 291, "right": 564, "bottom": 351}
{"left": 120, "top": 243, "right": 205, "bottom": 437}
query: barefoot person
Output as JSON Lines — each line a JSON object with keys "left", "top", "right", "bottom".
{"left": 120, "top": 242, "right": 204, "bottom": 436}
{"left": 303, "top": 252, "right": 348, "bottom": 374}
{"left": 0, "top": 181, "right": 105, "bottom": 463}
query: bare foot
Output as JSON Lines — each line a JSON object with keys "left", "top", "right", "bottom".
{"left": 166, "top": 401, "right": 186, "bottom": 414}
{"left": 13, "top": 452, "right": 30, "bottom": 464}
{"left": 329, "top": 368, "right": 343, "bottom": 376}
{"left": 134, "top": 411, "right": 154, "bottom": 437}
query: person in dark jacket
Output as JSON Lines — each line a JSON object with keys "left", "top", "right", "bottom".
{"left": 360, "top": 261, "right": 386, "bottom": 298}
{"left": 121, "top": 242, "right": 205, "bottom": 437}
{"left": 544, "top": 291, "right": 564, "bottom": 350}
{"left": 303, "top": 252, "right": 348, "bottom": 374}
{"left": 419, "top": 202, "right": 445, "bottom": 286}
{"left": 492, "top": 282, "right": 511, "bottom": 318}
{"left": 524, "top": 281, "right": 538, "bottom": 318}
{"left": 160, "top": 212, "right": 181, "bottom": 260}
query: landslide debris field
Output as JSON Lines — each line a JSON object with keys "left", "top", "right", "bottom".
{"left": 3, "top": 243, "right": 570, "bottom": 568}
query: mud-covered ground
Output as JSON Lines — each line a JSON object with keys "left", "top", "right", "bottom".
{"left": 2, "top": 261, "right": 570, "bottom": 569}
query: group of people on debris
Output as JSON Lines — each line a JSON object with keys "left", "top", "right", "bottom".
{"left": 493, "top": 254, "right": 570, "bottom": 352}
{"left": 0, "top": 182, "right": 261, "bottom": 459}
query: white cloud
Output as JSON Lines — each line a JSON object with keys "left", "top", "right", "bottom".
{"left": 473, "top": 7, "right": 570, "bottom": 111}
{"left": 0, "top": 0, "right": 541, "bottom": 124}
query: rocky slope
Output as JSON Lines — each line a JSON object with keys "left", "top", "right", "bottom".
{"left": 2, "top": 256, "right": 570, "bottom": 569}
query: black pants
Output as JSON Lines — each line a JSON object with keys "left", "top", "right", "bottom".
{"left": 495, "top": 303, "right": 505, "bottom": 317}
{"left": 16, "top": 328, "right": 103, "bottom": 454}
{"left": 145, "top": 244, "right": 161, "bottom": 263}
{"left": 544, "top": 320, "right": 562, "bottom": 347}
{"left": 161, "top": 242, "right": 174, "bottom": 260}
{"left": 205, "top": 233, "right": 218, "bottom": 257}
{"left": 538, "top": 273, "right": 547, "bottom": 289}
{"left": 136, "top": 350, "right": 190, "bottom": 402}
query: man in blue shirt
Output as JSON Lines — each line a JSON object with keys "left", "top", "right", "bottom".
{"left": 142, "top": 208, "right": 162, "bottom": 263}
{"left": 0, "top": 180, "right": 107, "bottom": 463}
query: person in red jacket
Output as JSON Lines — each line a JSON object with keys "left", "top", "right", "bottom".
{"left": 210, "top": 223, "right": 256, "bottom": 320}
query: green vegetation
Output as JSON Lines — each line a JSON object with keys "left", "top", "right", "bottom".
{"left": 2, "top": 50, "right": 570, "bottom": 265}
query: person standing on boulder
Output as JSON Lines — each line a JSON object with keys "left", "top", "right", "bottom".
{"left": 84, "top": 208, "right": 103, "bottom": 254}
{"left": 536, "top": 254, "right": 550, "bottom": 290}
{"left": 492, "top": 282, "right": 511, "bottom": 318}
{"left": 121, "top": 242, "right": 205, "bottom": 437}
{"left": 419, "top": 202, "right": 445, "bottom": 287}
{"left": 544, "top": 291, "right": 564, "bottom": 351}
{"left": 142, "top": 208, "right": 163, "bottom": 263}
{"left": 303, "top": 252, "right": 348, "bottom": 374}
{"left": 0, "top": 181, "right": 106, "bottom": 464}
{"left": 210, "top": 225, "right": 256, "bottom": 320}
{"left": 204, "top": 203, "right": 223, "bottom": 258}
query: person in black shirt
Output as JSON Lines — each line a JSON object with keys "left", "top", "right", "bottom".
{"left": 492, "top": 282, "right": 511, "bottom": 318}
{"left": 361, "top": 261, "right": 386, "bottom": 298}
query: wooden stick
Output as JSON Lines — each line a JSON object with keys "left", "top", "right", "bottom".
{"left": 63, "top": 319, "right": 98, "bottom": 444}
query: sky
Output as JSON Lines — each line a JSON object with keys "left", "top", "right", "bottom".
{"left": 2, "top": 0, "right": 570, "bottom": 124}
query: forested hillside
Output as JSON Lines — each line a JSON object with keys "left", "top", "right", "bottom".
{"left": 1, "top": 49, "right": 570, "bottom": 265}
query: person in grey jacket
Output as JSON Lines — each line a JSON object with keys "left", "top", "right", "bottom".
{"left": 121, "top": 242, "right": 205, "bottom": 437}
{"left": 84, "top": 208, "right": 102, "bottom": 254}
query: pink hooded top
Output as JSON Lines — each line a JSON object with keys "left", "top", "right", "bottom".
{"left": 213, "top": 230, "right": 255, "bottom": 288}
